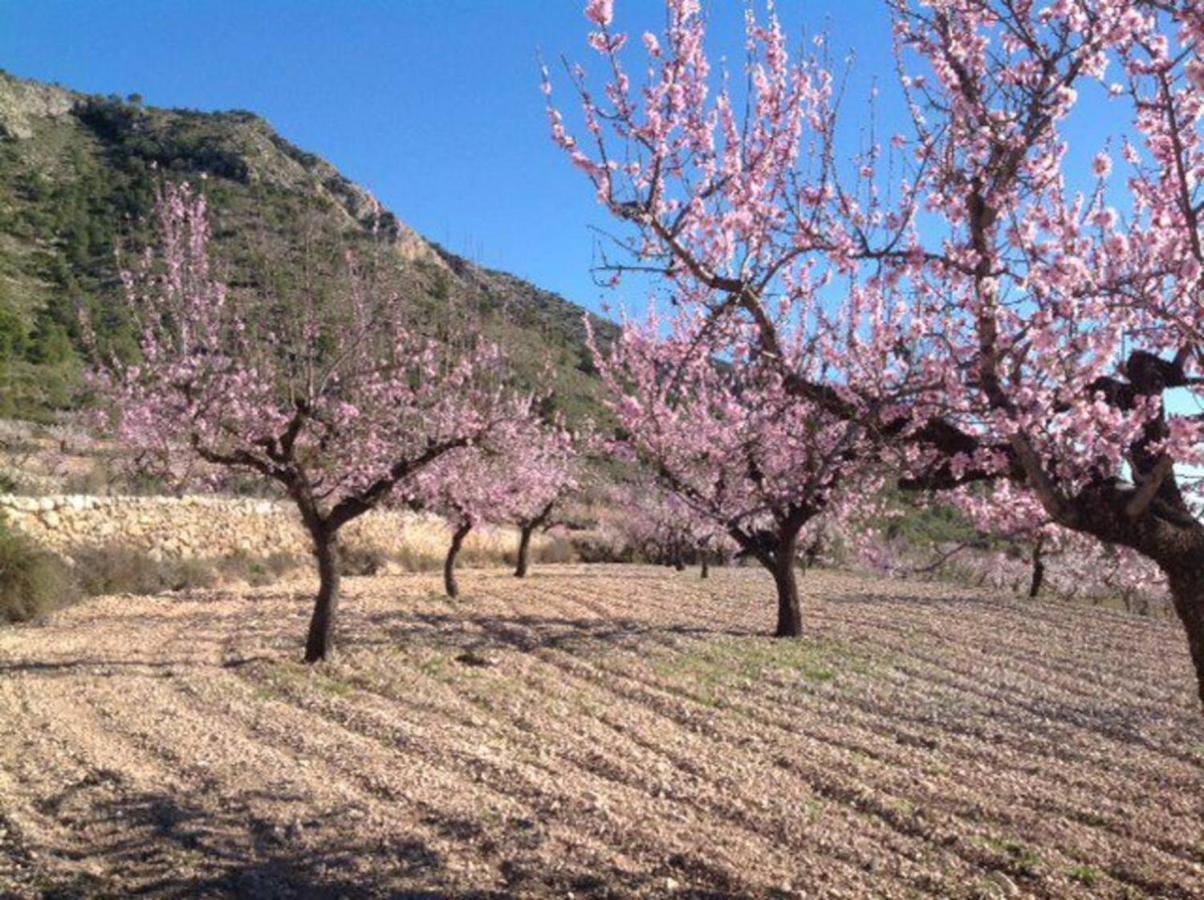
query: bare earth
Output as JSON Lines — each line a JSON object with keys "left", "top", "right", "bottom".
{"left": 0, "top": 564, "right": 1201, "bottom": 899}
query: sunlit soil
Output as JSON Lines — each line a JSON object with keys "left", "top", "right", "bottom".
{"left": 0, "top": 564, "right": 1201, "bottom": 898}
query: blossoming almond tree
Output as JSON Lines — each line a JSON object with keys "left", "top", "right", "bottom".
{"left": 947, "top": 482, "right": 1163, "bottom": 602}
{"left": 553, "top": 0, "right": 916, "bottom": 636}
{"left": 858, "top": 482, "right": 1166, "bottom": 602}
{"left": 607, "top": 477, "right": 729, "bottom": 574}
{"left": 878, "top": 0, "right": 1204, "bottom": 699}
{"left": 413, "top": 440, "right": 512, "bottom": 599}
{"left": 508, "top": 420, "right": 583, "bottom": 578}
{"left": 413, "top": 411, "right": 581, "bottom": 596}
{"left": 592, "top": 314, "right": 878, "bottom": 636}
{"left": 554, "top": 0, "right": 1204, "bottom": 702}
{"left": 94, "top": 183, "right": 509, "bottom": 661}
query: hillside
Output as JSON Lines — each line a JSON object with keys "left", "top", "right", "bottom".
{"left": 0, "top": 565, "right": 1200, "bottom": 897}
{"left": 0, "top": 69, "right": 615, "bottom": 423}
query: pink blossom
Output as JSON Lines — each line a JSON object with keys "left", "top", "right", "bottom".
{"left": 585, "top": 0, "right": 613, "bottom": 28}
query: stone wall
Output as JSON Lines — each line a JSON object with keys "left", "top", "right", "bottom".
{"left": 0, "top": 494, "right": 540, "bottom": 564}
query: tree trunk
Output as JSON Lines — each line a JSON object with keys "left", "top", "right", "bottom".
{"left": 1167, "top": 567, "right": 1204, "bottom": 706}
{"left": 771, "top": 561, "right": 803, "bottom": 637}
{"left": 1028, "top": 546, "right": 1045, "bottom": 599}
{"left": 514, "top": 523, "right": 535, "bottom": 578}
{"left": 673, "top": 555, "right": 686, "bottom": 572}
{"left": 730, "top": 519, "right": 807, "bottom": 638}
{"left": 771, "top": 532, "right": 803, "bottom": 638}
{"left": 304, "top": 529, "right": 341, "bottom": 663}
{"left": 700, "top": 552, "right": 710, "bottom": 579}
{"left": 445, "top": 522, "right": 472, "bottom": 598}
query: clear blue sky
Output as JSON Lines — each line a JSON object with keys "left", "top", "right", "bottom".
{"left": 4, "top": 3, "right": 1195, "bottom": 456}
{"left": 0, "top": 0, "right": 901, "bottom": 319}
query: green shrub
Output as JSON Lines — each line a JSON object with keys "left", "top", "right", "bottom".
{"left": 1067, "top": 865, "right": 1102, "bottom": 887}
{"left": 160, "top": 557, "right": 220, "bottom": 592}
{"left": 391, "top": 545, "right": 443, "bottom": 573}
{"left": 73, "top": 544, "right": 162, "bottom": 595}
{"left": 571, "top": 532, "right": 632, "bottom": 564}
{"left": 0, "top": 520, "right": 79, "bottom": 623}
{"left": 535, "top": 535, "right": 578, "bottom": 565}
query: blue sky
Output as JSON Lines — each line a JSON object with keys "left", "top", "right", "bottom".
{"left": 2, "top": 1, "right": 1197, "bottom": 469}
{"left": 0, "top": 0, "right": 901, "bottom": 318}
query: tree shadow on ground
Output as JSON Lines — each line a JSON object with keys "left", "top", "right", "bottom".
{"left": 358, "top": 609, "right": 754, "bottom": 659}
{"left": 24, "top": 782, "right": 457, "bottom": 899}
{"left": 0, "top": 596, "right": 754, "bottom": 680}
{"left": 18, "top": 776, "right": 700, "bottom": 900}
{"left": 468, "top": 566, "right": 720, "bottom": 581}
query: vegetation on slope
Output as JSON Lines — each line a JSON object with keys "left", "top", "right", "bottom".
{"left": 0, "top": 70, "right": 615, "bottom": 423}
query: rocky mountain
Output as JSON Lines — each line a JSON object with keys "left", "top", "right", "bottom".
{"left": 0, "top": 69, "right": 615, "bottom": 422}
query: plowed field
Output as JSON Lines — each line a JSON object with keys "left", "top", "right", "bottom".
{"left": 1, "top": 565, "right": 1201, "bottom": 898}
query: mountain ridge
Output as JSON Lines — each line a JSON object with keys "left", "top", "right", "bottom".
{"left": 0, "top": 69, "right": 615, "bottom": 422}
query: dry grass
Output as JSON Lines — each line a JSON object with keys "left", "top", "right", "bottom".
{"left": 0, "top": 565, "right": 1201, "bottom": 898}
{"left": 342, "top": 517, "right": 560, "bottom": 574}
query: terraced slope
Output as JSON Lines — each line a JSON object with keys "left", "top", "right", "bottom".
{"left": 0, "top": 565, "right": 1201, "bottom": 898}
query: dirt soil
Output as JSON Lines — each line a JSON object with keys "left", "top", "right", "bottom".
{"left": 0, "top": 564, "right": 1202, "bottom": 899}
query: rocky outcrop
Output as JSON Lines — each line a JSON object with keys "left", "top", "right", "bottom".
{"left": 0, "top": 70, "right": 75, "bottom": 140}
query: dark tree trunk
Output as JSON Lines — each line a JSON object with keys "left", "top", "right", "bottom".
{"left": 729, "top": 516, "right": 809, "bottom": 638}
{"left": 1167, "top": 567, "right": 1204, "bottom": 706}
{"left": 514, "top": 523, "right": 535, "bottom": 578}
{"left": 673, "top": 556, "right": 686, "bottom": 572}
{"left": 304, "top": 528, "right": 341, "bottom": 663}
{"left": 700, "top": 552, "right": 710, "bottom": 579}
{"left": 1028, "top": 538, "right": 1045, "bottom": 599}
{"left": 770, "top": 551, "right": 799, "bottom": 635}
{"left": 771, "top": 529, "right": 803, "bottom": 638}
{"left": 445, "top": 522, "right": 473, "bottom": 598}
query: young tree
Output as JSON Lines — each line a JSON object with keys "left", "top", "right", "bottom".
{"left": 92, "top": 183, "right": 508, "bottom": 661}
{"left": 412, "top": 441, "right": 502, "bottom": 599}
{"left": 609, "top": 478, "right": 728, "bottom": 574}
{"left": 508, "top": 419, "right": 582, "bottom": 578}
{"left": 553, "top": 0, "right": 1204, "bottom": 702}
{"left": 592, "top": 314, "right": 877, "bottom": 636}
{"left": 412, "top": 410, "right": 565, "bottom": 597}
{"left": 948, "top": 481, "right": 1165, "bottom": 603}
{"left": 552, "top": 0, "right": 910, "bottom": 636}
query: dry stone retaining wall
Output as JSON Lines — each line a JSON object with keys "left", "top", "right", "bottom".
{"left": 0, "top": 494, "right": 537, "bottom": 564}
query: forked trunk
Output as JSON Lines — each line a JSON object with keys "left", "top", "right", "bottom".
{"left": 1167, "top": 566, "right": 1204, "bottom": 706}
{"left": 731, "top": 516, "right": 808, "bottom": 638}
{"left": 514, "top": 523, "right": 535, "bottom": 578}
{"left": 304, "top": 529, "right": 341, "bottom": 663}
{"left": 445, "top": 522, "right": 473, "bottom": 598}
